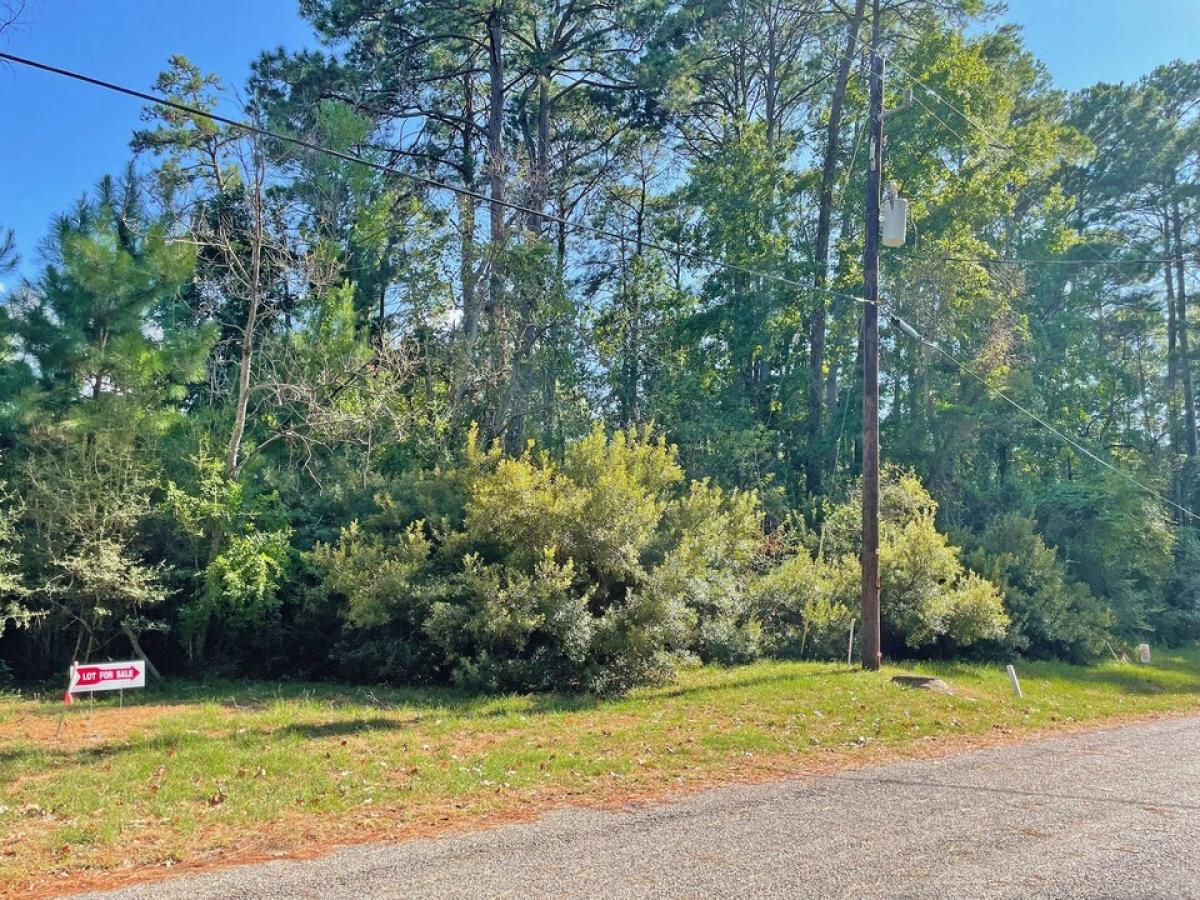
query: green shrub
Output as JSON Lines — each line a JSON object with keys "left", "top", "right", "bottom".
{"left": 313, "top": 441, "right": 1016, "bottom": 685}
{"left": 879, "top": 512, "right": 1008, "bottom": 649}
{"left": 311, "top": 519, "right": 446, "bottom": 683}
{"left": 649, "top": 480, "right": 764, "bottom": 664}
{"left": 587, "top": 587, "right": 692, "bottom": 694}
{"left": 18, "top": 441, "right": 168, "bottom": 663}
{"left": 425, "top": 550, "right": 595, "bottom": 691}
{"left": 945, "top": 572, "right": 1011, "bottom": 647}
{"left": 313, "top": 425, "right": 765, "bottom": 693}
{"left": 749, "top": 469, "right": 1008, "bottom": 661}
{"left": 466, "top": 425, "right": 682, "bottom": 582}
{"left": 0, "top": 474, "right": 31, "bottom": 635}
{"left": 165, "top": 453, "right": 292, "bottom": 655}
{"left": 313, "top": 520, "right": 433, "bottom": 629}
{"left": 1037, "top": 474, "right": 1173, "bottom": 638}
{"left": 750, "top": 552, "right": 856, "bottom": 659}
{"left": 965, "top": 513, "right": 1111, "bottom": 662}
{"left": 1162, "top": 528, "right": 1200, "bottom": 644}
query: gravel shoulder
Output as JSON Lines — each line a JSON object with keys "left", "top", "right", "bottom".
{"left": 83, "top": 714, "right": 1200, "bottom": 899}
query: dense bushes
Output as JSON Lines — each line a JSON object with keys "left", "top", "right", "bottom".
{"left": 312, "top": 426, "right": 763, "bottom": 692}
{"left": 12, "top": 441, "right": 170, "bottom": 665}
{"left": 0, "top": 420, "right": 1170, "bottom": 691}
{"left": 309, "top": 435, "right": 1018, "bottom": 692}
{"left": 165, "top": 453, "right": 293, "bottom": 658}
{"left": 963, "top": 514, "right": 1112, "bottom": 663}
{"left": 751, "top": 552, "right": 857, "bottom": 659}
{"left": 0, "top": 473, "right": 29, "bottom": 632}
{"left": 3, "top": 31, "right": 1198, "bottom": 696}
{"left": 827, "top": 470, "right": 1009, "bottom": 652}
{"left": 1163, "top": 529, "right": 1200, "bottom": 644}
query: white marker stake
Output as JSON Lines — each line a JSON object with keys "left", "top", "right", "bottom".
{"left": 1006, "top": 664, "right": 1023, "bottom": 699}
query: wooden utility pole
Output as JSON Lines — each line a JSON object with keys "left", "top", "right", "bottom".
{"left": 860, "top": 0, "right": 883, "bottom": 671}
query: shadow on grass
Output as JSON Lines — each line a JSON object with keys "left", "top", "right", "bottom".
{"left": 10, "top": 648, "right": 1199, "bottom": 732}
{"left": 9, "top": 679, "right": 506, "bottom": 719}
{"left": 274, "top": 717, "right": 420, "bottom": 739}
{"left": 1034, "top": 664, "right": 1200, "bottom": 696}
{"left": 0, "top": 666, "right": 854, "bottom": 771}
{"left": 0, "top": 716, "right": 414, "bottom": 767}
{"left": 643, "top": 665, "right": 862, "bottom": 704}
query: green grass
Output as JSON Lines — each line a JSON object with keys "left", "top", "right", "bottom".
{"left": 3, "top": 649, "right": 1200, "bottom": 894}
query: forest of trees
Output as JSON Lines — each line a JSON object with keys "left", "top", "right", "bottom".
{"left": 1, "top": 0, "right": 1198, "bottom": 690}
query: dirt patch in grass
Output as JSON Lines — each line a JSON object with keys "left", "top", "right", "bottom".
{"left": 14, "top": 707, "right": 1196, "bottom": 900}
{"left": 0, "top": 705, "right": 197, "bottom": 750}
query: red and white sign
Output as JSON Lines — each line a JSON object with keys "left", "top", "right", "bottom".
{"left": 68, "top": 660, "right": 146, "bottom": 694}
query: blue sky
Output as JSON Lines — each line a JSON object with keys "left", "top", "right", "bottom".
{"left": 1001, "top": 0, "right": 1200, "bottom": 89}
{"left": 1, "top": 0, "right": 1198, "bottom": 289}
{"left": 0, "top": 0, "right": 314, "bottom": 287}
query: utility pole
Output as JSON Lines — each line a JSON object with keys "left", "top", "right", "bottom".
{"left": 860, "top": 0, "right": 883, "bottom": 671}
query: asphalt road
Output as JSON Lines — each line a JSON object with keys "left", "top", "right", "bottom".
{"left": 86, "top": 715, "right": 1200, "bottom": 899}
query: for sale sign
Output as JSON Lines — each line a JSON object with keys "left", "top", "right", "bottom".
{"left": 68, "top": 661, "right": 146, "bottom": 694}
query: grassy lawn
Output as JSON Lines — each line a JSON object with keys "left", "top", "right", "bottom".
{"left": 3, "top": 649, "right": 1200, "bottom": 895}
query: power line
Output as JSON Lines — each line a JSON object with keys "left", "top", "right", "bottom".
{"left": 887, "top": 58, "right": 1173, "bottom": 230}
{"left": 889, "top": 55, "right": 1145, "bottom": 184}
{"left": 886, "top": 58, "right": 1012, "bottom": 151}
{"left": 875, "top": 63, "right": 1195, "bottom": 510}
{"left": 878, "top": 68, "right": 1197, "bottom": 491}
{"left": 8, "top": 52, "right": 1181, "bottom": 302}
{"left": 886, "top": 66, "right": 1176, "bottom": 284}
{"left": 879, "top": 302, "right": 1199, "bottom": 523}
{"left": 0, "top": 51, "right": 872, "bottom": 311}
{"left": 4, "top": 51, "right": 1194, "bottom": 522}
{"left": 896, "top": 252, "right": 1199, "bottom": 268}
{"left": 893, "top": 59, "right": 1141, "bottom": 184}
{"left": 881, "top": 67, "right": 1193, "bottom": 278}
{"left": 908, "top": 90, "right": 976, "bottom": 150}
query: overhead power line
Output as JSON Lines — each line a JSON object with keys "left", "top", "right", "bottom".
{"left": 886, "top": 58, "right": 1012, "bottom": 151}
{"left": 0, "top": 50, "right": 873, "bottom": 310}
{"left": 2, "top": 51, "right": 1193, "bottom": 523}
{"left": 880, "top": 64, "right": 1194, "bottom": 278}
{"left": 879, "top": 301, "right": 1198, "bottom": 523}
{"left": 874, "top": 63, "right": 1196, "bottom": 516}
{"left": 886, "top": 57, "right": 1177, "bottom": 230}
{"left": 897, "top": 252, "right": 1200, "bottom": 268}
{"left": 908, "top": 90, "right": 977, "bottom": 150}
{"left": 889, "top": 55, "right": 1163, "bottom": 180}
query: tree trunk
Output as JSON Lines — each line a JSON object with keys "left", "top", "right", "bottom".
{"left": 460, "top": 70, "right": 480, "bottom": 349}
{"left": 454, "top": 69, "right": 481, "bottom": 412}
{"left": 1164, "top": 217, "right": 1180, "bottom": 454}
{"left": 503, "top": 68, "right": 554, "bottom": 450}
{"left": 806, "top": 0, "right": 867, "bottom": 494}
{"left": 225, "top": 302, "right": 258, "bottom": 477}
{"left": 198, "top": 169, "right": 265, "bottom": 666}
{"left": 226, "top": 215, "right": 262, "bottom": 481}
{"left": 1172, "top": 203, "right": 1197, "bottom": 457}
{"left": 527, "top": 72, "right": 550, "bottom": 234}
{"left": 121, "top": 621, "right": 164, "bottom": 682}
{"left": 486, "top": 3, "right": 507, "bottom": 340}
{"left": 484, "top": 4, "right": 512, "bottom": 443}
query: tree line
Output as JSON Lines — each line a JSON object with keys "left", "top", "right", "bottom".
{"left": 0, "top": 0, "right": 1197, "bottom": 689}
